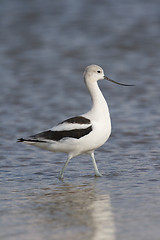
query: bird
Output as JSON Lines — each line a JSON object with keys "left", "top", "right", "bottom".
{"left": 17, "top": 64, "right": 133, "bottom": 179}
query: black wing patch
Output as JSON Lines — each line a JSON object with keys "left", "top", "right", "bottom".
{"left": 59, "top": 116, "right": 91, "bottom": 125}
{"left": 20, "top": 126, "right": 92, "bottom": 142}
{"left": 17, "top": 116, "right": 92, "bottom": 143}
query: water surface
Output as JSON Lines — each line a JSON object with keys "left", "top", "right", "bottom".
{"left": 0, "top": 0, "right": 160, "bottom": 239}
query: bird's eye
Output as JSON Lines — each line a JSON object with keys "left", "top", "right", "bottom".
{"left": 97, "top": 70, "right": 101, "bottom": 73}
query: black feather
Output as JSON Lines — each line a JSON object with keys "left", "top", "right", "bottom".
{"left": 59, "top": 116, "right": 90, "bottom": 125}
{"left": 21, "top": 126, "right": 92, "bottom": 143}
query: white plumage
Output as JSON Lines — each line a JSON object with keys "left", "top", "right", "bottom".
{"left": 18, "top": 64, "right": 133, "bottom": 179}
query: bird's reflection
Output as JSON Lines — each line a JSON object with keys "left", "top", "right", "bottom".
{"left": 91, "top": 194, "right": 115, "bottom": 240}
{"left": 29, "top": 183, "right": 115, "bottom": 240}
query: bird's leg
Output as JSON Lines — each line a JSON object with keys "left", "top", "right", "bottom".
{"left": 58, "top": 155, "right": 71, "bottom": 179}
{"left": 90, "top": 152, "right": 102, "bottom": 177}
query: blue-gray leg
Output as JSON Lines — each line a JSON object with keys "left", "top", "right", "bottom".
{"left": 90, "top": 152, "right": 102, "bottom": 177}
{"left": 58, "top": 155, "right": 72, "bottom": 179}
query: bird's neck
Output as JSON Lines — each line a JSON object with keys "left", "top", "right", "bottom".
{"left": 86, "top": 81, "right": 110, "bottom": 118}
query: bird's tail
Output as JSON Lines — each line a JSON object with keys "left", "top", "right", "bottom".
{"left": 17, "top": 138, "right": 25, "bottom": 142}
{"left": 17, "top": 137, "right": 46, "bottom": 143}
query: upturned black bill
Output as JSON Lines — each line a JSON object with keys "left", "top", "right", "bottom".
{"left": 104, "top": 76, "right": 135, "bottom": 86}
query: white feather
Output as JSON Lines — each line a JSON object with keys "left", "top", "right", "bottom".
{"left": 51, "top": 122, "right": 92, "bottom": 131}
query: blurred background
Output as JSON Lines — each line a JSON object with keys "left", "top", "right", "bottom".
{"left": 0, "top": 0, "right": 160, "bottom": 239}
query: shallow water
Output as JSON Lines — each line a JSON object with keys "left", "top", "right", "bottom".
{"left": 0, "top": 0, "right": 160, "bottom": 239}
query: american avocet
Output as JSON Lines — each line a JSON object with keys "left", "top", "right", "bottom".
{"left": 18, "top": 65, "right": 133, "bottom": 179}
